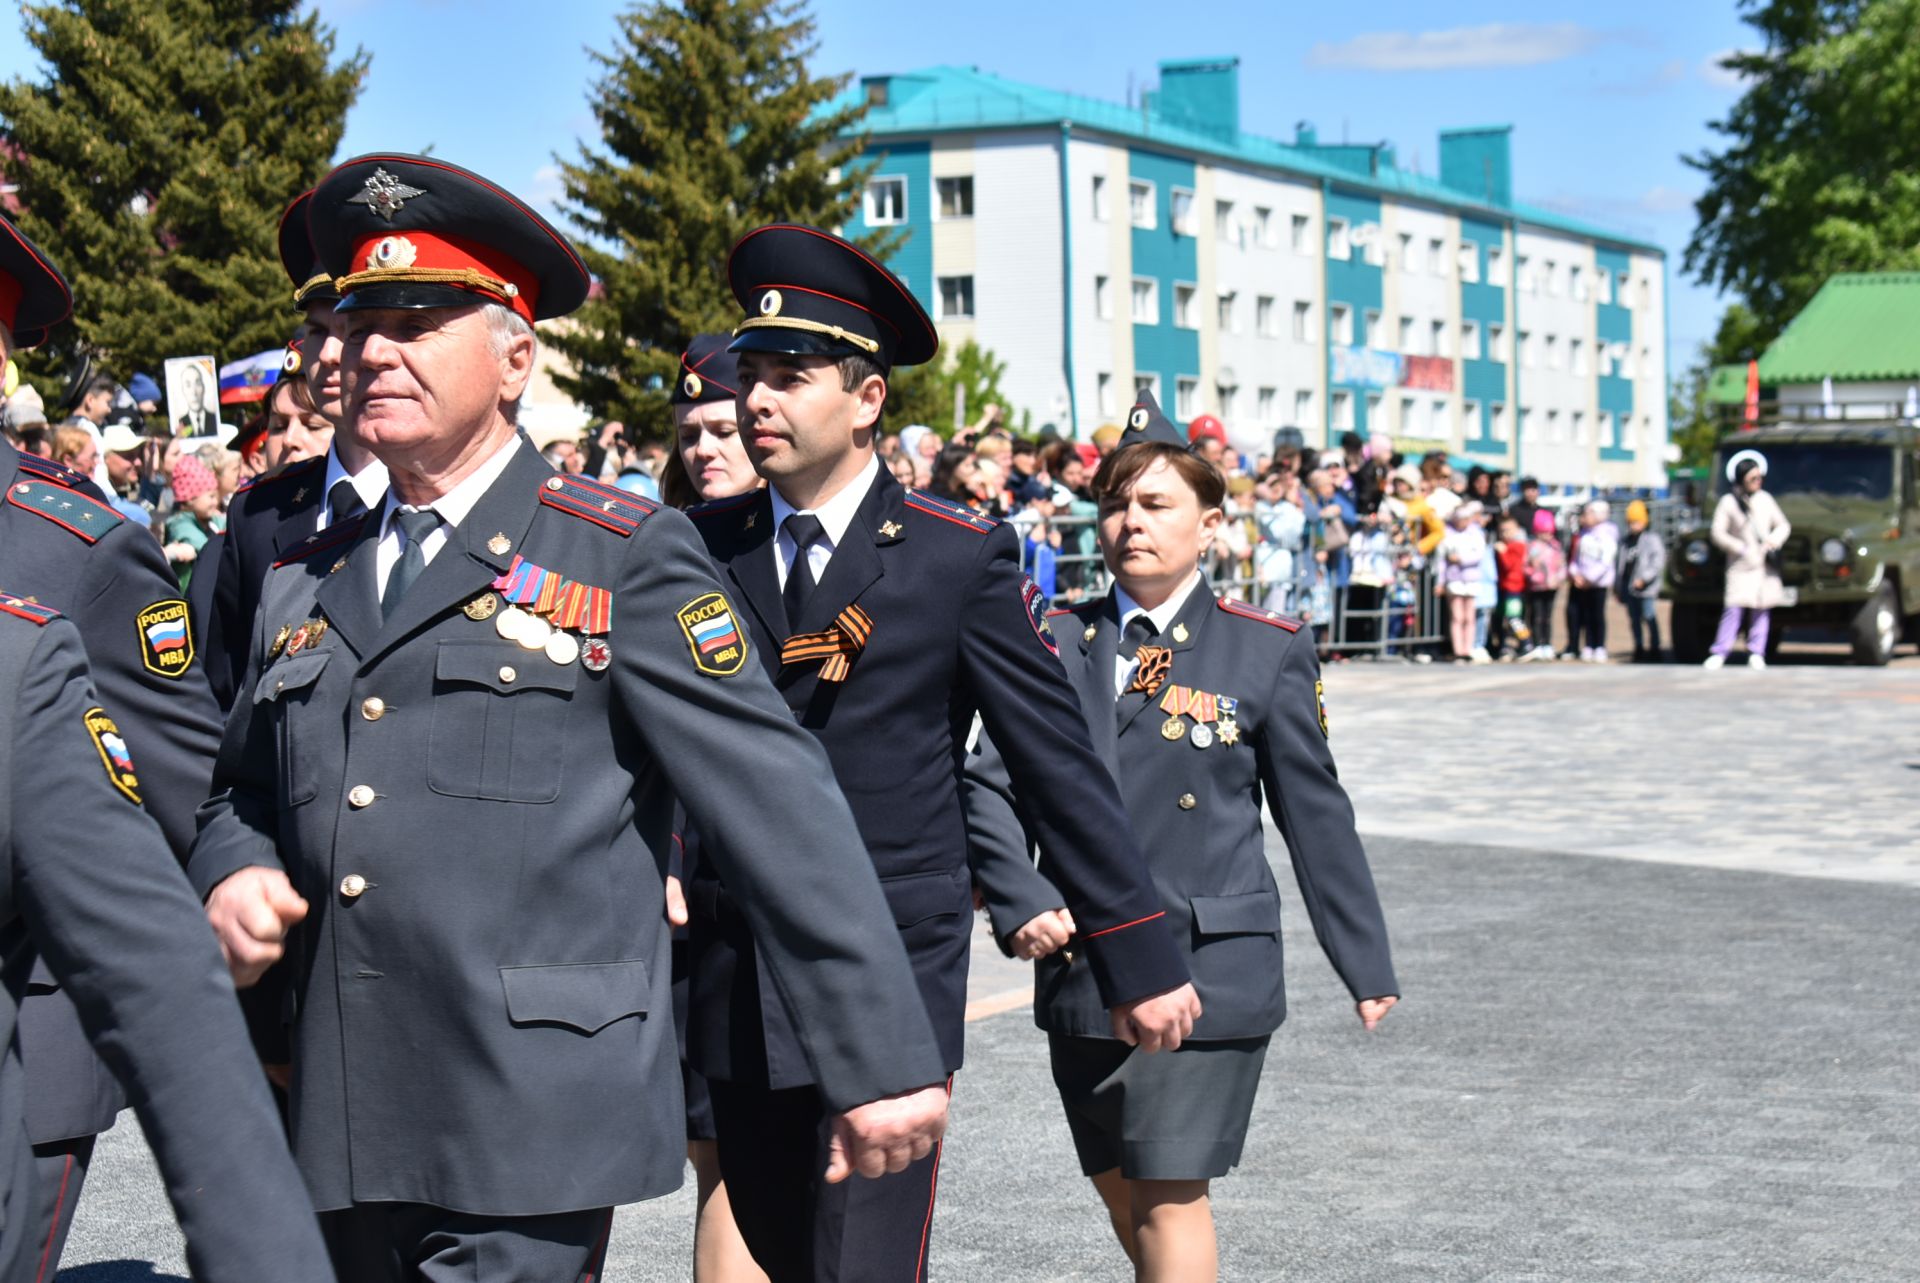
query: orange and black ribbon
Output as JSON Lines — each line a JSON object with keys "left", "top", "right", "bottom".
{"left": 779, "top": 605, "right": 874, "bottom": 683}
{"left": 1129, "top": 645, "right": 1172, "bottom": 694}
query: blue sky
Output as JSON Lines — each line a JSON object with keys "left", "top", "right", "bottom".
{"left": 6, "top": 3, "right": 1756, "bottom": 369}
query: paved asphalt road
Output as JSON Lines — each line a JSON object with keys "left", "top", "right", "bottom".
{"left": 56, "top": 656, "right": 1920, "bottom": 1281}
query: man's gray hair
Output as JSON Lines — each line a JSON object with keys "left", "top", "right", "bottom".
{"left": 481, "top": 303, "right": 537, "bottom": 424}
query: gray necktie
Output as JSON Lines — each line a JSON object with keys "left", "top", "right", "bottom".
{"left": 381, "top": 508, "right": 441, "bottom": 620}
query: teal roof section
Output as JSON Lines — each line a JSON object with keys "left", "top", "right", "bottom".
{"left": 837, "top": 65, "right": 1663, "bottom": 256}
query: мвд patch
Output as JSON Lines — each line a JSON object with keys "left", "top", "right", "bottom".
{"left": 136, "top": 599, "right": 194, "bottom": 679}
{"left": 677, "top": 591, "right": 747, "bottom": 677}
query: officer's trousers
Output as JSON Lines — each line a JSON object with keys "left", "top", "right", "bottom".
{"left": 319, "top": 1201, "right": 614, "bottom": 1283}
{"left": 711, "top": 1080, "right": 945, "bottom": 1283}
{"left": 10, "top": 1136, "right": 93, "bottom": 1283}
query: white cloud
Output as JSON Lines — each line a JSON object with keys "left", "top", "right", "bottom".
{"left": 528, "top": 163, "right": 565, "bottom": 215}
{"left": 1700, "top": 48, "right": 1756, "bottom": 91}
{"left": 1595, "top": 58, "right": 1689, "bottom": 96}
{"left": 1637, "top": 185, "right": 1695, "bottom": 215}
{"left": 1306, "top": 23, "right": 1615, "bottom": 72}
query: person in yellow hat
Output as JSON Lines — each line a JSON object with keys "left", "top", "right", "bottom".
{"left": 1615, "top": 499, "right": 1667, "bottom": 661}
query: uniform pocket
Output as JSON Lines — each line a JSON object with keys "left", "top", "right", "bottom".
{"left": 254, "top": 649, "right": 334, "bottom": 806}
{"left": 427, "top": 640, "right": 577, "bottom": 802}
{"left": 499, "top": 960, "right": 650, "bottom": 1034}
{"left": 1189, "top": 889, "right": 1282, "bottom": 937}
{"left": 880, "top": 868, "right": 969, "bottom": 928}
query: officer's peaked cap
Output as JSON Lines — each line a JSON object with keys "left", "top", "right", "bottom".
{"left": 726, "top": 224, "right": 937, "bottom": 371}
{"left": 672, "top": 333, "right": 744, "bottom": 407}
{"left": 278, "top": 189, "right": 339, "bottom": 312}
{"left": 0, "top": 216, "right": 72, "bottom": 350}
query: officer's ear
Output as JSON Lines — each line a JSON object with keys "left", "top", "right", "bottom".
{"left": 1195, "top": 502, "right": 1225, "bottom": 552}
{"left": 850, "top": 371, "right": 887, "bottom": 433}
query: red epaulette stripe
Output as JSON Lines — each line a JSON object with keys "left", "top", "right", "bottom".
{"left": 0, "top": 596, "right": 60, "bottom": 627}
{"left": 272, "top": 514, "right": 368, "bottom": 567}
{"left": 539, "top": 484, "right": 643, "bottom": 536}
{"left": 14, "top": 454, "right": 91, "bottom": 489}
{"left": 902, "top": 495, "right": 996, "bottom": 534}
{"left": 1083, "top": 910, "right": 1167, "bottom": 940}
{"left": 686, "top": 490, "right": 761, "bottom": 519}
{"left": 1045, "top": 608, "right": 1075, "bottom": 618}
{"left": 1218, "top": 598, "right": 1303, "bottom": 632}
{"left": 6, "top": 483, "right": 121, "bottom": 543}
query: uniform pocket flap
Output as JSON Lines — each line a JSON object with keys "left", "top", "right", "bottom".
{"left": 437, "top": 640, "right": 579, "bottom": 694}
{"left": 1189, "top": 890, "right": 1282, "bottom": 936}
{"left": 880, "top": 869, "right": 968, "bottom": 928}
{"left": 500, "top": 960, "right": 650, "bottom": 1033}
{"left": 254, "top": 648, "right": 333, "bottom": 703}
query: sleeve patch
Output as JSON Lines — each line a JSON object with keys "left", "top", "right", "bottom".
{"left": 676, "top": 591, "right": 749, "bottom": 677}
{"left": 84, "top": 706, "right": 142, "bottom": 804}
{"left": 135, "top": 599, "right": 196, "bottom": 679}
{"left": 1020, "top": 575, "right": 1059, "bottom": 656}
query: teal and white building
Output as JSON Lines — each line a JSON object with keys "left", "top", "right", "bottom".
{"left": 833, "top": 59, "right": 1669, "bottom": 492}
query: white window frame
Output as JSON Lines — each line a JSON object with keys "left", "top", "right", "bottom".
{"left": 1366, "top": 392, "right": 1383, "bottom": 427}
{"left": 1397, "top": 315, "right": 1416, "bottom": 354}
{"left": 1597, "top": 271, "right": 1614, "bottom": 305}
{"left": 934, "top": 175, "right": 974, "bottom": 221}
{"left": 1129, "top": 179, "right": 1157, "bottom": 230}
{"left": 1134, "top": 373, "right": 1160, "bottom": 400}
{"left": 1431, "top": 319, "right": 1449, "bottom": 359}
{"left": 1490, "top": 322, "right": 1507, "bottom": 363}
{"left": 1291, "top": 213, "right": 1311, "bottom": 254}
{"left": 1172, "top": 282, "right": 1198, "bottom": 330}
{"left": 1091, "top": 174, "right": 1109, "bottom": 222}
{"left": 1130, "top": 276, "right": 1159, "bottom": 324}
{"left": 1175, "top": 376, "right": 1200, "bottom": 420}
{"left": 864, "top": 175, "right": 907, "bottom": 226}
{"left": 1462, "top": 319, "right": 1482, "bottom": 360}
{"left": 1571, "top": 264, "right": 1588, "bottom": 303}
{"left": 1430, "top": 238, "right": 1448, "bottom": 277}
{"left": 1400, "top": 395, "right": 1420, "bottom": 436}
{"left": 1097, "top": 372, "right": 1115, "bottom": 416}
{"left": 1488, "top": 245, "right": 1506, "bottom": 280}
{"left": 1216, "top": 289, "right": 1237, "bottom": 334}
{"left": 1463, "top": 399, "right": 1481, "bottom": 438}
{"left": 1363, "top": 308, "right": 1382, "bottom": 348}
{"left": 1399, "top": 232, "right": 1418, "bottom": 274}
{"left": 1255, "top": 294, "right": 1277, "bottom": 338}
{"left": 935, "top": 274, "right": 975, "bottom": 321}
{"left": 1293, "top": 389, "right": 1314, "bottom": 424}
{"left": 1492, "top": 402, "right": 1509, "bottom": 441}
{"left": 1546, "top": 334, "right": 1562, "bottom": 371}
{"left": 1331, "top": 303, "right": 1353, "bottom": 346}
{"left": 1292, "top": 300, "right": 1312, "bottom": 342}
{"left": 1518, "top": 329, "right": 1534, "bottom": 368}
{"left": 1213, "top": 198, "right": 1235, "bottom": 242}
{"left": 1170, "top": 186, "right": 1197, "bottom": 237}
{"left": 1257, "top": 386, "right": 1277, "bottom": 422}
{"left": 1093, "top": 275, "right": 1112, "bottom": 321}
{"left": 1517, "top": 255, "right": 1533, "bottom": 293}
{"left": 1216, "top": 382, "right": 1237, "bottom": 420}
{"left": 1458, "top": 243, "right": 1480, "bottom": 283}
{"left": 1327, "top": 217, "right": 1351, "bottom": 261}
{"left": 1571, "top": 338, "right": 1587, "bottom": 376}
{"left": 1253, "top": 206, "right": 1274, "bottom": 246}
{"left": 1332, "top": 390, "right": 1354, "bottom": 431}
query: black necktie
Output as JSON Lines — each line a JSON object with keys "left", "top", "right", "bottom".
{"left": 381, "top": 508, "right": 440, "bottom": 620}
{"left": 328, "top": 477, "right": 368, "bottom": 525}
{"left": 781, "top": 512, "right": 827, "bottom": 631}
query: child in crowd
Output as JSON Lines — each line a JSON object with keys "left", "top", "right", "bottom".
{"left": 1472, "top": 509, "right": 1499, "bottom": 663}
{"left": 1493, "top": 515, "right": 1531, "bottom": 659}
{"left": 162, "top": 454, "right": 223, "bottom": 590}
{"left": 1523, "top": 509, "right": 1567, "bottom": 660}
{"left": 1568, "top": 500, "right": 1619, "bottom": 662}
{"left": 1437, "top": 500, "right": 1487, "bottom": 662}
{"left": 1615, "top": 499, "right": 1667, "bottom": 661}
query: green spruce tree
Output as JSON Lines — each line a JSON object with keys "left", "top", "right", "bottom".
{"left": 0, "top": 0, "right": 366, "bottom": 392}
{"left": 550, "top": 0, "right": 880, "bottom": 434}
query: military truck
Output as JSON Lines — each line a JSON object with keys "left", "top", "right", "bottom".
{"left": 1666, "top": 421, "right": 1920, "bottom": 665}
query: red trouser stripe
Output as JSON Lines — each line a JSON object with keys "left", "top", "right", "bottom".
{"left": 914, "top": 1076, "right": 956, "bottom": 1282}
{"left": 33, "top": 1152, "right": 75, "bottom": 1283}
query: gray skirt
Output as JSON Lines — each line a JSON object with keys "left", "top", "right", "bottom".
{"left": 1048, "top": 1032, "right": 1270, "bottom": 1181}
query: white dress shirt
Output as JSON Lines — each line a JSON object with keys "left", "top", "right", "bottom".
{"left": 373, "top": 436, "right": 522, "bottom": 600}
{"left": 1111, "top": 571, "right": 1205, "bottom": 696}
{"left": 769, "top": 454, "right": 880, "bottom": 590}
{"left": 318, "top": 446, "right": 390, "bottom": 530}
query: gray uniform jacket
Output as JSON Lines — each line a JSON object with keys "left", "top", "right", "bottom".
{"left": 188, "top": 442, "right": 943, "bottom": 1216}
{"left": 966, "top": 587, "right": 1399, "bottom": 1040}
{"left": 0, "top": 606, "right": 331, "bottom": 1283}
{"left": 0, "top": 442, "right": 224, "bottom": 1144}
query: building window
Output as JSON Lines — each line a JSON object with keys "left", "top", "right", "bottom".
{"left": 1463, "top": 399, "right": 1481, "bottom": 438}
{"left": 1327, "top": 217, "right": 1350, "bottom": 260}
{"left": 1430, "top": 238, "right": 1448, "bottom": 277}
{"left": 1257, "top": 386, "right": 1277, "bottom": 421}
{"left": 1546, "top": 335, "right": 1561, "bottom": 370}
{"left": 1170, "top": 187, "right": 1196, "bottom": 236}
{"left": 1431, "top": 319, "right": 1449, "bottom": 358}
{"left": 936, "top": 275, "right": 974, "bottom": 320}
{"left": 1294, "top": 389, "right": 1313, "bottom": 424}
{"left": 1546, "top": 259, "right": 1562, "bottom": 296}
{"left": 1217, "top": 290, "right": 1237, "bottom": 333}
{"left": 1433, "top": 397, "right": 1452, "bottom": 433}
{"left": 1331, "top": 304, "right": 1353, "bottom": 346}
{"left": 1216, "top": 383, "right": 1237, "bottom": 419}
{"left": 1364, "top": 308, "right": 1383, "bottom": 348}
{"left": 1488, "top": 245, "right": 1506, "bottom": 280}
{"left": 1094, "top": 275, "right": 1112, "bottom": 320}
{"left": 1291, "top": 213, "right": 1311, "bottom": 254}
{"left": 1134, "top": 373, "right": 1160, "bottom": 400}
{"left": 935, "top": 176, "right": 974, "bottom": 220}
{"left": 1400, "top": 395, "right": 1420, "bottom": 436}
{"left": 1399, "top": 232, "right": 1418, "bottom": 274}
{"left": 1214, "top": 198, "right": 1235, "bottom": 241}
{"left": 1571, "top": 338, "right": 1587, "bottom": 376}
{"left": 1130, "top": 277, "right": 1158, "bottom": 324}
{"left": 1492, "top": 402, "right": 1509, "bottom": 441}
{"left": 1490, "top": 322, "right": 1507, "bottom": 363}
{"left": 1546, "top": 408, "right": 1561, "bottom": 440}
{"left": 1292, "top": 300, "right": 1311, "bottom": 341}
{"left": 1176, "top": 377, "right": 1200, "bottom": 419}
{"left": 1518, "top": 329, "right": 1534, "bottom": 367}
{"left": 1640, "top": 344, "right": 1652, "bottom": 376}
{"left": 1462, "top": 319, "right": 1482, "bottom": 360}
{"left": 1129, "top": 179, "right": 1156, "bottom": 229}
{"left": 1397, "top": 315, "right": 1416, "bottom": 354}
{"left": 1517, "top": 255, "right": 1533, "bottom": 293}
{"left": 1366, "top": 392, "right": 1383, "bottom": 426}
{"left": 1332, "top": 391, "right": 1353, "bottom": 430}
{"left": 1173, "top": 283, "right": 1198, "bottom": 330}
{"left": 1091, "top": 174, "right": 1109, "bottom": 222}
{"left": 864, "top": 176, "right": 906, "bottom": 225}
{"left": 1597, "top": 271, "right": 1614, "bottom": 305}
{"left": 1097, "top": 373, "right": 1115, "bottom": 417}
{"left": 1253, "top": 206, "right": 1274, "bottom": 245}
{"left": 1458, "top": 243, "right": 1480, "bottom": 283}
{"left": 1571, "top": 264, "right": 1588, "bottom": 303}
{"left": 1255, "top": 295, "right": 1277, "bottom": 337}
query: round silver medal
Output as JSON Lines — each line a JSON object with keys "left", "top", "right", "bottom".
{"left": 545, "top": 630, "right": 581, "bottom": 666}
{"left": 1189, "top": 722, "right": 1215, "bottom": 750}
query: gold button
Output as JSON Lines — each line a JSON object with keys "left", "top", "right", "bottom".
{"left": 340, "top": 874, "right": 367, "bottom": 898}
{"left": 360, "top": 697, "right": 386, "bottom": 721}
{"left": 348, "top": 785, "right": 375, "bottom": 809}
{"left": 1178, "top": 793, "right": 1198, "bottom": 810}
{"left": 498, "top": 665, "right": 517, "bottom": 684}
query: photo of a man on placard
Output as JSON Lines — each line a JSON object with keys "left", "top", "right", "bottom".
{"left": 163, "top": 355, "right": 220, "bottom": 438}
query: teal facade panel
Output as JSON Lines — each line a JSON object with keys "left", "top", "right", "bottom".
{"left": 1128, "top": 149, "right": 1199, "bottom": 420}
{"left": 842, "top": 141, "right": 934, "bottom": 313}
{"left": 1325, "top": 188, "right": 1383, "bottom": 440}
{"left": 1459, "top": 217, "right": 1508, "bottom": 454}
{"left": 1594, "top": 247, "right": 1633, "bottom": 458}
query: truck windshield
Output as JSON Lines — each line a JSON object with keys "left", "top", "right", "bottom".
{"left": 1718, "top": 446, "right": 1894, "bottom": 501}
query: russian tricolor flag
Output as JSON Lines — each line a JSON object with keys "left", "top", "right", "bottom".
{"left": 218, "top": 349, "right": 284, "bottom": 406}
{"left": 691, "top": 607, "right": 739, "bottom": 655}
{"left": 100, "top": 731, "right": 134, "bottom": 772}
{"left": 145, "top": 617, "right": 189, "bottom": 653}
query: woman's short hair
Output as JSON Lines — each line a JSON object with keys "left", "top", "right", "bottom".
{"left": 1091, "top": 443, "right": 1226, "bottom": 510}
{"left": 50, "top": 424, "right": 93, "bottom": 465}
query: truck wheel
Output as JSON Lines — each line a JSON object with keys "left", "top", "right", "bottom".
{"left": 1850, "top": 585, "right": 1899, "bottom": 665}
{"left": 1670, "top": 602, "right": 1715, "bottom": 664}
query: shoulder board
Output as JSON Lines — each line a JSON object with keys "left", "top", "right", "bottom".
{"left": 1218, "top": 597, "right": 1303, "bottom": 632}
{"left": 0, "top": 593, "right": 62, "bottom": 627}
{"left": 685, "top": 489, "right": 762, "bottom": 521}
{"left": 236, "top": 453, "right": 325, "bottom": 495}
{"left": 14, "top": 452, "right": 95, "bottom": 492}
{"left": 6, "top": 479, "right": 125, "bottom": 543}
{"left": 903, "top": 489, "right": 998, "bottom": 534}
{"left": 537, "top": 473, "right": 659, "bottom": 537}
{"left": 272, "top": 513, "right": 367, "bottom": 568}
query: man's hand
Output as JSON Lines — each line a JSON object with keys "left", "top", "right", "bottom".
{"left": 665, "top": 875, "right": 688, "bottom": 928}
{"left": 825, "top": 1083, "right": 949, "bottom": 1183}
{"left": 1358, "top": 996, "right": 1397, "bottom": 1030}
{"left": 1110, "top": 982, "right": 1202, "bottom": 1053}
{"left": 1008, "top": 908, "right": 1076, "bottom": 960}
{"left": 205, "top": 866, "right": 308, "bottom": 988}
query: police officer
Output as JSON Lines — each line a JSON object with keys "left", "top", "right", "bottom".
{"left": 189, "top": 154, "right": 949, "bottom": 1282}
{"left": 0, "top": 215, "right": 225, "bottom": 1275}
{"left": 202, "top": 188, "right": 389, "bottom": 709}
{"left": 684, "top": 225, "right": 1200, "bottom": 1282}
{"left": 967, "top": 392, "right": 1399, "bottom": 1282}
{"left": 0, "top": 600, "right": 335, "bottom": 1283}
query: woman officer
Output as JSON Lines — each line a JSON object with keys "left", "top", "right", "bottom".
{"left": 966, "top": 392, "right": 1400, "bottom": 1283}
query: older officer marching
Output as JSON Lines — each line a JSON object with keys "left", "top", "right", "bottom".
{"left": 0, "top": 216, "right": 226, "bottom": 1277}
{"left": 684, "top": 225, "right": 1201, "bottom": 1282}
{"left": 189, "top": 155, "right": 949, "bottom": 1283}
{"left": 967, "top": 392, "right": 1400, "bottom": 1283}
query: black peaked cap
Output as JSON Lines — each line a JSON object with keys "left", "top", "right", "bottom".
{"left": 726, "top": 224, "right": 938, "bottom": 370}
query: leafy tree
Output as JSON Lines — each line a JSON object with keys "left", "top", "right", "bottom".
{"left": 1667, "top": 348, "right": 1727, "bottom": 473}
{"left": 1684, "top": 0, "right": 1920, "bottom": 362}
{"left": 0, "top": 1, "right": 366, "bottom": 395}
{"left": 549, "top": 0, "right": 882, "bottom": 435}
{"left": 885, "top": 339, "right": 1032, "bottom": 436}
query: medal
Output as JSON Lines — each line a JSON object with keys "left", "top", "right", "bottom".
{"left": 286, "top": 624, "right": 310, "bottom": 657}
{"left": 1217, "top": 720, "right": 1241, "bottom": 747}
{"left": 545, "top": 630, "right": 580, "bottom": 666}
{"left": 580, "top": 637, "right": 612, "bottom": 672}
{"left": 1161, "top": 716, "right": 1186, "bottom": 742}
{"left": 516, "top": 612, "right": 553, "bottom": 650}
{"left": 268, "top": 624, "right": 292, "bottom": 659}
{"left": 306, "top": 618, "right": 328, "bottom": 647}
{"left": 496, "top": 605, "right": 528, "bottom": 642}
{"left": 464, "top": 591, "right": 500, "bottom": 621}
{"left": 1190, "top": 722, "right": 1214, "bottom": 749}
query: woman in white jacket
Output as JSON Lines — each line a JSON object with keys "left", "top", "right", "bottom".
{"left": 1705, "top": 450, "right": 1791, "bottom": 669}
